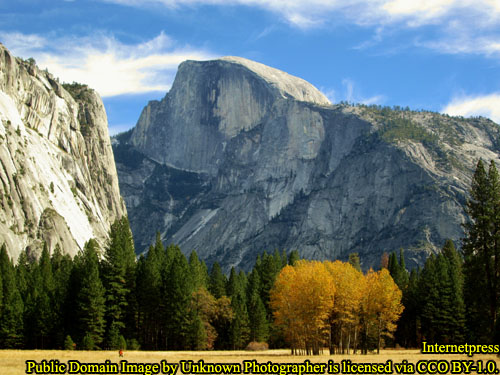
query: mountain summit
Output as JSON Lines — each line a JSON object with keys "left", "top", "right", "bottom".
{"left": 0, "top": 44, "right": 126, "bottom": 260}
{"left": 114, "top": 56, "right": 500, "bottom": 271}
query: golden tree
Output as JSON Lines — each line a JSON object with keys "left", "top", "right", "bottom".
{"left": 270, "top": 260, "right": 335, "bottom": 355}
{"left": 360, "top": 268, "right": 403, "bottom": 354}
{"left": 325, "top": 260, "right": 363, "bottom": 354}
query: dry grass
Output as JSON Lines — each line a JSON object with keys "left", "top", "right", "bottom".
{"left": 1, "top": 349, "right": 499, "bottom": 375}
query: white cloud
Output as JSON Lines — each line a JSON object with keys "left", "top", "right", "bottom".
{"left": 101, "top": 0, "right": 500, "bottom": 56}
{"left": 320, "top": 79, "right": 385, "bottom": 105}
{"left": 0, "top": 31, "right": 215, "bottom": 97}
{"left": 442, "top": 93, "right": 500, "bottom": 124}
{"left": 102, "top": 0, "right": 500, "bottom": 28}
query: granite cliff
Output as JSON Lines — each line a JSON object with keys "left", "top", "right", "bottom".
{"left": 113, "top": 56, "right": 500, "bottom": 271}
{"left": 0, "top": 43, "right": 126, "bottom": 260}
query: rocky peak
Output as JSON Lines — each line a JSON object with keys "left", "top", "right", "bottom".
{"left": 129, "top": 56, "right": 331, "bottom": 174}
{"left": 218, "top": 56, "right": 331, "bottom": 106}
{"left": 0, "top": 43, "right": 126, "bottom": 261}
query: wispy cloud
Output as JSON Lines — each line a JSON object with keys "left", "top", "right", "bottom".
{"left": 0, "top": 31, "right": 215, "bottom": 97}
{"left": 320, "top": 79, "right": 385, "bottom": 105}
{"left": 101, "top": 0, "right": 500, "bottom": 28}
{"left": 442, "top": 93, "right": 500, "bottom": 124}
{"left": 101, "top": 0, "right": 500, "bottom": 57}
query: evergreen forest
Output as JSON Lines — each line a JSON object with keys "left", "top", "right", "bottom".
{"left": 0, "top": 159, "right": 499, "bottom": 353}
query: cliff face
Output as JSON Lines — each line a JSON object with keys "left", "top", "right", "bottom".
{"left": 0, "top": 43, "right": 126, "bottom": 260}
{"left": 114, "top": 56, "right": 500, "bottom": 271}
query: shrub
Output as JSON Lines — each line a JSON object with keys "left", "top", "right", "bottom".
{"left": 64, "top": 335, "right": 75, "bottom": 350}
{"left": 245, "top": 341, "right": 269, "bottom": 351}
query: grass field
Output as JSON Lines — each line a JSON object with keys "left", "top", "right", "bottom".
{"left": 1, "top": 349, "right": 499, "bottom": 375}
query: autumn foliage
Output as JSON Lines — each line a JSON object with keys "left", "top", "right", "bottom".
{"left": 270, "top": 261, "right": 335, "bottom": 355}
{"left": 270, "top": 260, "right": 403, "bottom": 355}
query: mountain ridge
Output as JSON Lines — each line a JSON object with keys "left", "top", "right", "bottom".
{"left": 114, "top": 56, "right": 500, "bottom": 271}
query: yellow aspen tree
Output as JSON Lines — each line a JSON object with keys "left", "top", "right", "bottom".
{"left": 325, "top": 260, "right": 363, "bottom": 354}
{"left": 360, "top": 269, "right": 403, "bottom": 354}
{"left": 270, "top": 260, "right": 335, "bottom": 355}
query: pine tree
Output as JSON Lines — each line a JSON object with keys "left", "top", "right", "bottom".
{"left": 441, "top": 240, "right": 465, "bottom": 342}
{"left": 164, "top": 248, "right": 193, "bottom": 349}
{"left": 75, "top": 239, "right": 106, "bottom": 349}
{"left": 227, "top": 268, "right": 250, "bottom": 349}
{"left": 246, "top": 271, "right": 269, "bottom": 342}
{"left": 419, "top": 255, "right": 440, "bottom": 342}
{"left": 349, "top": 253, "right": 362, "bottom": 272}
{"left": 137, "top": 234, "right": 166, "bottom": 349}
{"left": 398, "top": 249, "right": 409, "bottom": 289}
{"left": 0, "top": 244, "right": 24, "bottom": 348}
{"left": 209, "top": 262, "right": 226, "bottom": 299}
{"left": 51, "top": 245, "right": 73, "bottom": 348}
{"left": 256, "top": 252, "right": 282, "bottom": 317}
{"left": 395, "top": 268, "right": 420, "bottom": 347}
{"left": 102, "top": 217, "right": 136, "bottom": 346}
{"left": 189, "top": 250, "right": 208, "bottom": 291}
{"left": 463, "top": 159, "right": 500, "bottom": 342}
{"left": 288, "top": 250, "right": 299, "bottom": 266}
{"left": 186, "top": 309, "right": 207, "bottom": 350}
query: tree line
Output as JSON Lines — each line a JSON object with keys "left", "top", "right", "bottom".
{"left": 390, "top": 159, "right": 500, "bottom": 347}
{"left": 0, "top": 159, "right": 497, "bottom": 352}
{"left": 0, "top": 217, "right": 297, "bottom": 351}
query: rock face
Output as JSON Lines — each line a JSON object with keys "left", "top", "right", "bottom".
{"left": 114, "top": 56, "right": 500, "bottom": 271}
{"left": 0, "top": 43, "right": 126, "bottom": 261}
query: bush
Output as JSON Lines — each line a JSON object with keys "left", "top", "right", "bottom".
{"left": 64, "top": 335, "right": 75, "bottom": 350}
{"left": 81, "top": 333, "right": 95, "bottom": 350}
{"left": 245, "top": 341, "right": 269, "bottom": 351}
{"left": 126, "top": 338, "right": 140, "bottom": 350}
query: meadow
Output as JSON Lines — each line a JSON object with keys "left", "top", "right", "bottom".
{"left": 1, "top": 349, "right": 500, "bottom": 375}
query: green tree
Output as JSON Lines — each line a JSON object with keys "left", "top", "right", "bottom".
{"left": 164, "top": 247, "right": 193, "bottom": 349}
{"left": 136, "top": 234, "right": 166, "bottom": 350}
{"left": 288, "top": 250, "right": 300, "bottom": 266}
{"left": 102, "top": 217, "right": 136, "bottom": 346}
{"left": 348, "top": 253, "right": 362, "bottom": 272}
{"left": 208, "top": 262, "right": 226, "bottom": 299}
{"left": 441, "top": 240, "right": 465, "bottom": 342}
{"left": 51, "top": 245, "right": 73, "bottom": 347}
{"left": 246, "top": 270, "right": 269, "bottom": 342}
{"left": 227, "top": 268, "right": 250, "bottom": 349}
{"left": 0, "top": 244, "right": 24, "bottom": 348}
{"left": 75, "top": 240, "right": 106, "bottom": 349}
{"left": 463, "top": 159, "right": 500, "bottom": 342}
{"left": 189, "top": 250, "right": 208, "bottom": 291}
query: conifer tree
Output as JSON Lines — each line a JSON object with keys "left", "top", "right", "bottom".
{"left": 75, "top": 239, "right": 106, "bottom": 349}
{"left": 35, "top": 244, "right": 56, "bottom": 348}
{"left": 15, "top": 250, "right": 29, "bottom": 299}
{"left": 137, "top": 234, "right": 166, "bottom": 349}
{"left": 463, "top": 159, "right": 500, "bottom": 342}
{"left": 51, "top": 245, "right": 73, "bottom": 347}
{"left": 0, "top": 244, "right": 24, "bottom": 348}
{"left": 419, "top": 254, "right": 440, "bottom": 342}
{"left": 288, "top": 250, "right": 299, "bottom": 266}
{"left": 441, "top": 240, "right": 465, "bottom": 342}
{"left": 209, "top": 262, "right": 226, "bottom": 299}
{"left": 164, "top": 247, "right": 193, "bottom": 349}
{"left": 189, "top": 250, "right": 208, "bottom": 291}
{"left": 246, "top": 270, "right": 269, "bottom": 342}
{"left": 102, "top": 217, "right": 136, "bottom": 347}
{"left": 395, "top": 268, "right": 420, "bottom": 347}
{"left": 349, "top": 253, "right": 362, "bottom": 272}
{"left": 227, "top": 268, "right": 250, "bottom": 349}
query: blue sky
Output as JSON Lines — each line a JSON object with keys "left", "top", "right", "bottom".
{"left": 1, "top": 0, "right": 500, "bottom": 135}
